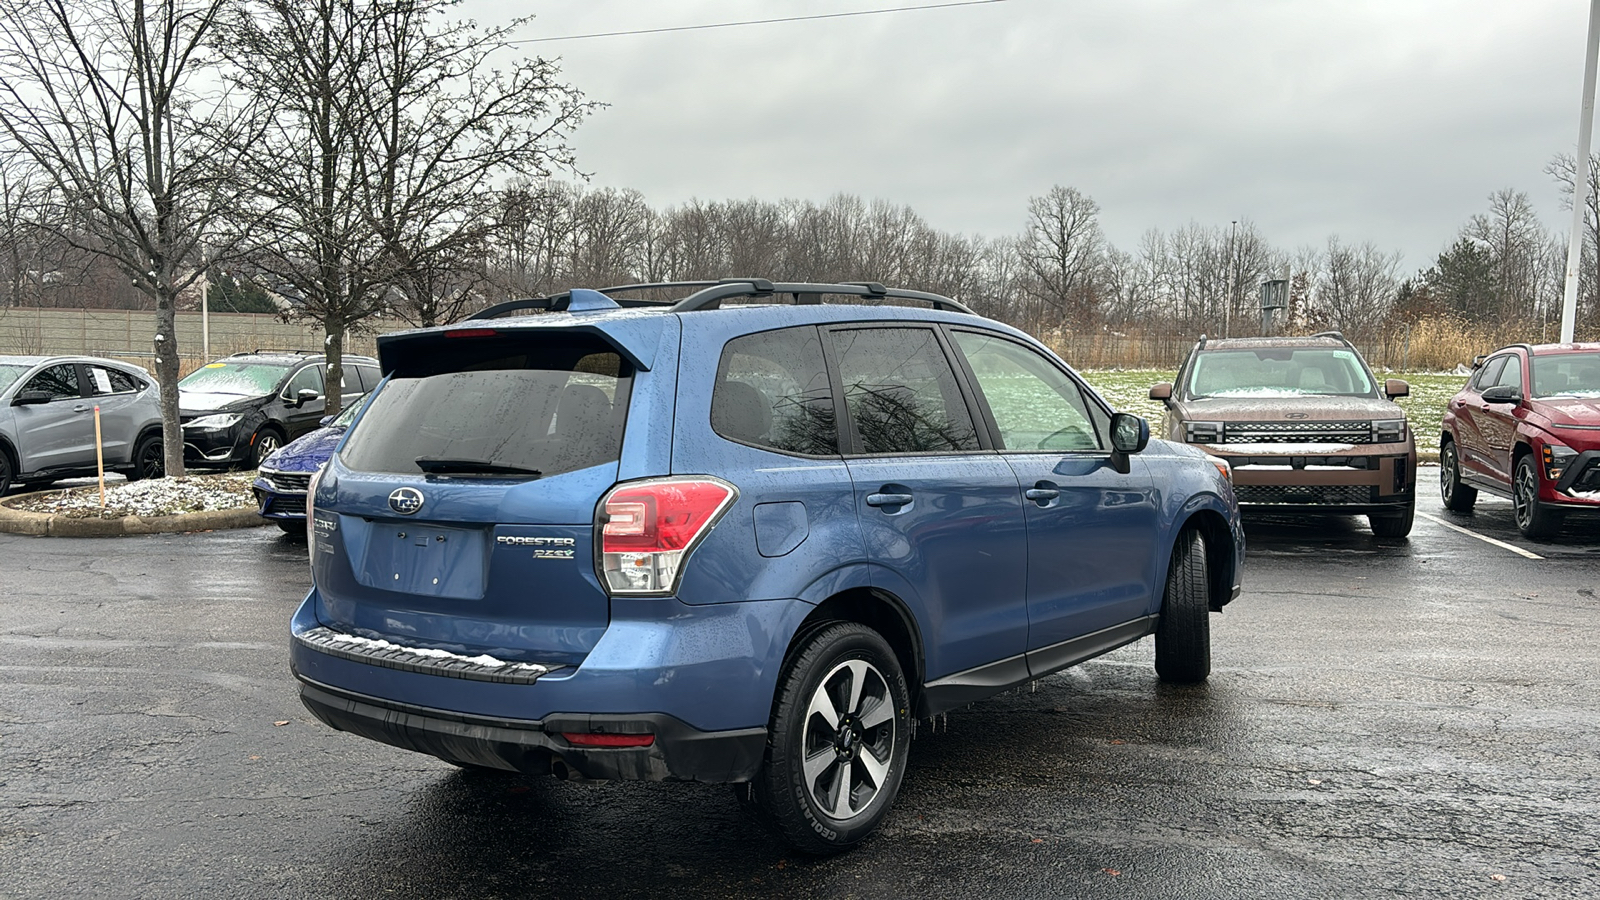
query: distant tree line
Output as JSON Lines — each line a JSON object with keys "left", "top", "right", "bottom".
{"left": 1, "top": 0, "right": 1597, "bottom": 477}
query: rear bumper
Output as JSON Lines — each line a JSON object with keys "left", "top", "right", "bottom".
{"left": 298, "top": 677, "right": 767, "bottom": 782}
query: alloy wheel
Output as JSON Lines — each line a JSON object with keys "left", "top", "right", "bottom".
{"left": 254, "top": 433, "right": 281, "bottom": 467}
{"left": 138, "top": 440, "right": 163, "bottom": 479}
{"left": 800, "top": 658, "right": 897, "bottom": 821}
{"left": 1440, "top": 445, "right": 1457, "bottom": 503}
{"left": 1514, "top": 460, "right": 1537, "bottom": 530}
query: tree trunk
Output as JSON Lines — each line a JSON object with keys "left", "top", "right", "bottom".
{"left": 324, "top": 315, "right": 344, "bottom": 417}
{"left": 154, "top": 291, "right": 185, "bottom": 477}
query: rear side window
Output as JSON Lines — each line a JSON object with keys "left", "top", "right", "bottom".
{"left": 712, "top": 326, "right": 838, "bottom": 456}
{"left": 86, "top": 365, "right": 140, "bottom": 395}
{"left": 356, "top": 365, "right": 382, "bottom": 391}
{"left": 340, "top": 337, "right": 631, "bottom": 478}
{"left": 830, "top": 327, "right": 979, "bottom": 454}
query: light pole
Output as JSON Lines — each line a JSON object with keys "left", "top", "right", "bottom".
{"left": 1227, "top": 219, "right": 1238, "bottom": 338}
{"left": 1561, "top": 0, "right": 1600, "bottom": 344}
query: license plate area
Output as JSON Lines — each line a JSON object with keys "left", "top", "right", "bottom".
{"left": 357, "top": 522, "right": 487, "bottom": 600}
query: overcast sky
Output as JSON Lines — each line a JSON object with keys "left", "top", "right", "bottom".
{"left": 464, "top": 0, "right": 1592, "bottom": 273}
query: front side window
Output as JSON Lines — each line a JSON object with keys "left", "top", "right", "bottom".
{"left": 1186, "top": 348, "right": 1376, "bottom": 398}
{"left": 22, "top": 364, "right": 79, "bottom": 401}
{"left": 179, "top": 362, "right": 292, "bottom": 396}
{"left": 952, "top": 330, "right": 1101, "bottom": 452}
{"left": 712, "top": 326, "right": 838, "bottom": 455}
{"left": 340, "top": 343, "right": 630, "bottom": 478}
{"left": 285, "top": 365, "right": 325, "bottom": 399}
{"left": 1492, "top": 355, "right": 1524, "bottom": 392}
{"left": 1471, "top": 356, "right": 1507, "bottom": 392}
{"left": 1532, "top": 352, "right": 1600, "bottom": 398}
{"left": 830, "top": 327, "right": 978, "bottom": 454}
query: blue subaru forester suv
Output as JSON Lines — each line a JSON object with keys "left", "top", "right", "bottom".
{"left": 290, "top": 280, "right": 1244, "bottom": 853}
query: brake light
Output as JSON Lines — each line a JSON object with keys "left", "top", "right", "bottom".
{"left": 561, "top": 732, "right": 655, "bottom": 748}
{"left": 598, "top": 477, "right": 737, "bottom": 595}
{"left": 445, "top": 328, "right": 498, "bottom": 338}
{"left": 305, "top": 464, "right": 325, "bottom": 561}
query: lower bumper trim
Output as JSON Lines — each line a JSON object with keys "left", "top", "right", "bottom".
{"left": 296, "top": 677, "right": 768, "bottom": 783}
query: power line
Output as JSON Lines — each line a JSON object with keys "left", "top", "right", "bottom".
{"left": 511, "top": 0, "right": 1013, "bottom": 45}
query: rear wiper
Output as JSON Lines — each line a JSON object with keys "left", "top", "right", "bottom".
{"left": 414, "top": 456, "right": 543, "bottom": 477}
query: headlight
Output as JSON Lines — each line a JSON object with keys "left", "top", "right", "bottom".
{"left": 1204, "top": 454, "right": 1232, "bottom": 482}
{"left": 185, "top": 413, "right": 242, "bottom": 431}
{"left": 1185, "top": 420, "right": 1224, "bottom": 443}
{"left": 1543, "top": 443, "right": 1577, "bottom": 481}
{"left": 1371, "top": 419, "right": 1406, "bottom": 443}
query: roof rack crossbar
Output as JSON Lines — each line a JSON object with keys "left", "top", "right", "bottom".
{"left": 231, "top": 348, "right": 319, "bottom": 356}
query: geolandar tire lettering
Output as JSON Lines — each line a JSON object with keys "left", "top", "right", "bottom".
{"left": 755, "top": 622, "right": 911, "bottom": 855}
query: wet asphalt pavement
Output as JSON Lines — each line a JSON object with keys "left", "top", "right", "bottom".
{"left": 1, "top": 472, "right": 1597, "bottom": 899}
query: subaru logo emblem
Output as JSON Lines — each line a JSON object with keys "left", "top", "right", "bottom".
{"left": 388, "top": 487, "right": 425, "bottom": 515}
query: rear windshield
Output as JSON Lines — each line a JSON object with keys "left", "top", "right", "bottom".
{"left": 339, "top": 339, "right": 630, "bottom": 478}
{"left": 1187, "top": 348, "right": 1376, "bottom": 399}
{"left": 1531, "top": 352, "right": 1600, "bottom": 398}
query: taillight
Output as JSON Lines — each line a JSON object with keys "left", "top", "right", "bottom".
{"left": 597, "top": 477, "right": 737, "bottom": 595}
{"left": 305, "top": 464, "right": 325, "bottom": 561}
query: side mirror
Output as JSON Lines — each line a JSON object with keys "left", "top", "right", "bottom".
{"left": 1148, "top": 382, "right": 1173, "bottom": 401}
{"left": 318, "top": 415, "right": 334, "bottom": 427}
{"left": 1480, "top": 385, "right": 1521, "bottom": 405}
{"left": 1109, "top": 412, "right": 1150, "bottom": 474}
{"left": 12, "top": 390, "right": 53, "bottom": 406}
{"left": 1471, "top": 354, "right": 1487, "bottom": 370}
{"left": 295, "top": 388, "right": 321, "bottom": 407}
{"left": 1385, "top": 379, "right": 1410, "bottom": 399}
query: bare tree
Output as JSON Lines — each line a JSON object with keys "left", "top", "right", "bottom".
{"left": 1547, "top": 152, "right": 1600, "bottom": 325}
{"left": 1316, "top": 237, "right": 1399, "bottom": 340}
{"left": 1465, "top": 188, "right": 1547, "bottom": 322}
{"left": 1021, "top": 185, "right": 1103, "bottom": 328}
{"left": 0, "top": 0, "right": 257, "bottom": 476}
{"left": 353, "top": 0, "right": 593, "bottom": 330}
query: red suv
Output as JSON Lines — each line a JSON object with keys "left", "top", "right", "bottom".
{"left": 1440, "top": 342, "right": 1600, "bottom": 538}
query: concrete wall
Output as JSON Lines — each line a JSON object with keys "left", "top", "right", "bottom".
{"left": 0, "top": 307, "right": 388, "bottom": 374}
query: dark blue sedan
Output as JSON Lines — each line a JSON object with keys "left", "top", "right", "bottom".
{"left": 253, "top": 394, "right": 367, "bottom": 532}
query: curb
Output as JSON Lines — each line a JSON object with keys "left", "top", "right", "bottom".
{"left": 0, "top": 490, "right": 269, "bottom": 536}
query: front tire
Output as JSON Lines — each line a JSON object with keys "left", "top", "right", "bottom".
{"left": 1440, "top": 439, "right": 1476, "bottom": 512}
{"left": 1513, "top": 455, "right": 1563, "bottom": 540}
{"left": 755, "top": 622, "right": 910, "bottom": 855}
{"left": 251, "top": 428, "right": 284, "bottom": 469}
{"left": 0, "top": 447, "right": 14, "bottom": 495}
{"left": 1155, "top": 529, "right": 1211, "bottom": 684}
{"left": 1369, "top": 496, "right": 1415, "bottom": 538}
{"left": 275, "top": 519, "right": 306, "bottom": 535}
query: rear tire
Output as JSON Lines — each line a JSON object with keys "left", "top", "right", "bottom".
{"left": 1513, "top": 455, "right": 1563, "bottom": 540}
{"left": 755, "top": 622, "right": 910, "bottom": 855}
{"left": 127, "top": 433, "right": 164, "bottom": 482}
{"left": 1155, "top": 529, "right": 1211, "bottom": 684}
{"left": 1369, "top": 496, "right": 1415, "bottom": 538}
{"left": 0, "top": 446, "right": 14, "bottom": 495}
{"left": 1439, "top": 439, "right": 1476, "bottom": 512}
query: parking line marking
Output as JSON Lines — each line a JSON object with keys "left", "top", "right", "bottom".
{"left": 1416, "top": 511, "right": 1545, "bottom": 560}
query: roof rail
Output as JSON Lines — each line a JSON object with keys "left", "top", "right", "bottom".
{"left": 469, "top": 279, "right": 976, "bottom": 320}
{"left": 671, "top": 280, "right": 974, "bottom": 314}
{"left": 1310, "top": 330, "right": 1354, "bottom": 348}
{"left": 1196, "top": 333, "right": 1207, "bottom": 350}
{"left": 229, "top": 348, "right": 319, "bottom": 357}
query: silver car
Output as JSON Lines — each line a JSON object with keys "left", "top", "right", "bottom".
{"left": 0, "top": 355, "right": 164, "bottom": 495}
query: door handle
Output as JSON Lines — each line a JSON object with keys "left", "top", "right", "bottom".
{"left": 865, "top": 492, "right": 913, "bottom": 508}
{"left": 73, "top": 404, "right": 91, "bottom": 413}
{"left": 1024, "top": 487, "right": 1060, "bottom": 504}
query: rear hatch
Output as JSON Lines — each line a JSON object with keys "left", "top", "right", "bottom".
{"left": 310, "top": 328, "right": 640, "bottom": 668}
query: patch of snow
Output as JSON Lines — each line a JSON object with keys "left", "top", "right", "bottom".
{"left": 1212, "top": 443, "right": 1356, "bottom": 454}
{"left": 322, "top": 632, "right": 549, "bottom": 674}
{"left": 10, "top": 473, "right": 256, "bottom": 518}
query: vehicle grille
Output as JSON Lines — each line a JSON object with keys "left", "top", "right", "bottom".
{"left": 1234, "top": 484, "right": 1379, "bottom": 506}
{"left": 1224, "top": 421, "right": 1372, "bottom": 444}
{"left": 266, "top": 472, "right": 313, "bottom": 492}
{"left": 266, "top": 495, "right": 307, "bottom": 516}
